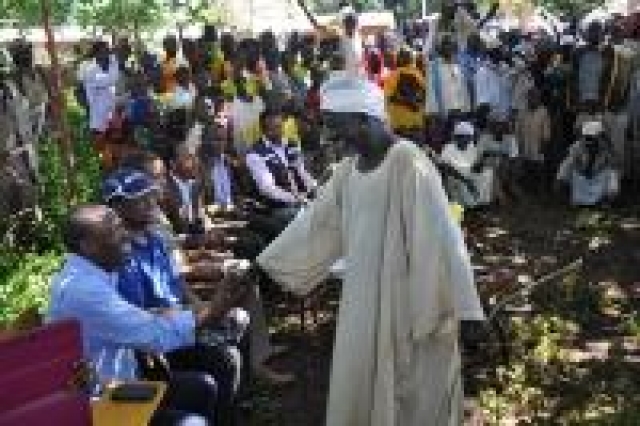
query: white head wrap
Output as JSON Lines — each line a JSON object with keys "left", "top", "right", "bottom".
{"left": 453, "top": 121, "right": 475, "bottom": 137}
{"left": 582, "top": 121, "right": 604, "bottom": 136}
{"left": 560, "top": 34, "right": 575, "bottom": 46}
{"left": 340, "top": 5, "right": 356, "bottom": 19}
{"left": 480, "top": 32, "right": 500, "bottom": 49}
{"left": 320, "top": 75, "right": 386, "bottom": 121}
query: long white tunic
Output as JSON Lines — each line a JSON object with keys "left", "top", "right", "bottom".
{"left": 557, "top": 141, "right": 619, "bottom": 206}
{"left": 440, "top": 142, "right": 495, "bottom": 207}
{"left": 81, "top": 57, "right": 120, "bottom": 132}
{"left": 258, "top": 140, "right": 484, "bottom": 426}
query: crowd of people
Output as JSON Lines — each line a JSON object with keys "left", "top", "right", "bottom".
{"left": 0, "top": 2, "right": 639, "bottom": 425}
{"left": 68, "top": 4, "right": 640, "bottom": 211}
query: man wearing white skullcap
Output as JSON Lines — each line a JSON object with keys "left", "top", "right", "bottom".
{"left": 557, "top": 121, "right": 619, "bottom": 206}
{"left": 440, "top": 121, "right": 497, "bottom": 207}
{"left": 256, "top": 76, "right": 484, "bottom": 426}
{"left": 319, "top": 73, "right": 387, "bottom": 120}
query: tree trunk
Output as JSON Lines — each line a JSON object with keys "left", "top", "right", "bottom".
{"left": 40, "top": 0, "right": 75, "bottom": 202}
{"left": 133, "top": 18, "right": 143, "bottom": 61}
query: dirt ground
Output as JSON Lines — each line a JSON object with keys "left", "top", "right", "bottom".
{"left": 244, "top": 199, "right": 640, "bottom": 426}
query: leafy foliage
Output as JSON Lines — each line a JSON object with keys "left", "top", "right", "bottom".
{"left": 73, "top": 0, "right": 170, "bottom": 33}
{"left": 26, "top": 94, "right": 101, "bottom": 252}
{"left": 1, "top": 0, "right": 73, "bottom": 27}
{"left": 186, "top": 0, "right": 232, "bottom": 25}
{"left": 0, "top": 95, "right": 100, "bottom": 329}
{"left": 0, "top": 252, "right": 63, "bottom": 326}
{"left": 537, "top": 0, "right": 606, "bottom": 17}
{"left": 3, "top": 0, "right": 226, "bottom": 32}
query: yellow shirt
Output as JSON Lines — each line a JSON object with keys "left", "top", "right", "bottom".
{"left": 282, "top": 117, "right": 300, "bottom": 144}
{"left": 237, "top": 119, "right": 299, "bottom": 150}
{"left": 208, "top": 48, "right": 226, "bottom": 81}
{"left": 221, "top": 76, "right": 260, "bottom": 100}
{"left": 383, "top": 66, "right": 426, "bottom": 131}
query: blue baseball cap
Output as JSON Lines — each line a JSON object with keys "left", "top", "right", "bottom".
{"left": 103, "top": 168, "right": 159, "bottom": 203}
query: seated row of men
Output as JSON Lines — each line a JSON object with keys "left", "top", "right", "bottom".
{"left": 143, "top": 106, "right": 317, "bottom": 242}
{"left": 47, "top": 162, "right": 302, "bottom": 425}
{"left": 439, "top": 120, "right": 619, "bottom": 208}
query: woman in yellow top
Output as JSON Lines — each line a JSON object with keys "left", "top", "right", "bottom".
{"left": 383, "top": 49, "right": 426, "bottom": 139}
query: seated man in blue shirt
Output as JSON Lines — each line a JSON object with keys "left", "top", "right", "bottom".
{"left": 103, "top": 169, "right": 253, "bottom": 422}
{"left": 48, "top": 205, "right": 244, "bottom": 425}
{"left": 112, "top": 160, "right": 296, "bottom": 387}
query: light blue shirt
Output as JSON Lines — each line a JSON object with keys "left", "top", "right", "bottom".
{"left": 48, "top": 254, "right": 196, "bottom": 382}
{"left": 211, "top": 157, "right": 233, "bottom": 206}
{"left": 579, "top": 50, "right": 604, "bottom": 103}
{"left": 475, "top": 61, "right": 512, "bottom": 120}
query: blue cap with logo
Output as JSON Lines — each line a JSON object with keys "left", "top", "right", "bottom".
{"left": 103, "top": 169, "right": 159, "bottom": 203}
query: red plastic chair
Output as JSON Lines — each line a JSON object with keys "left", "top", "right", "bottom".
{"left": 0, "top": 319, "right": 92, "bottom": 426}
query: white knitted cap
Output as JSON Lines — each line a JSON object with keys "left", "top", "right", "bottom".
{"left": 320, "top": 75, "right": 386, "bottom": 121}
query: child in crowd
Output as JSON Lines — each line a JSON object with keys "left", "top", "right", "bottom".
{"left": 477, "top": 118, "right": 524, "bottom": 204}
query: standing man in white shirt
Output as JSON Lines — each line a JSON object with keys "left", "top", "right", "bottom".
{"left": 339, "top": 7, "right": 365, "bottom": 77}
{"left": 245, "top": 108, "right": 317, "bottom": 238}
{"left": 80, "top": 41, "right": 120, "bottom": 164}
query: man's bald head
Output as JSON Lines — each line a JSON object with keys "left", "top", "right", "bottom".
{"left": 65, "top": 205, "right": 108, "bottom": 251}
{"left": 65, "top": 205, "right": 129, "bottom": 271}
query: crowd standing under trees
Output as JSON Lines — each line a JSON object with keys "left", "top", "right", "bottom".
{"left": 0, "top": 1, "right": 639, "bottom": 424}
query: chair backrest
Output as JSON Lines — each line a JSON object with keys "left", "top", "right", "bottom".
{"left": 0, "top": 319, "right": 92, "bottom": 426}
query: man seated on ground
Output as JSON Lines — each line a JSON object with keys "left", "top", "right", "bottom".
{"left": 440, "top": 121, "right": 495, "bottom": 208}
{"left": 556, "top": 121, "right": 619, "bottom": 206}
{"left": 477, "top": 118, "right": 524, "bottom": 204}
{"left": 245, "top": 108, "right": 317, "bottom": 239}
{"left": 48, "top": 204, "right": 245, "bottom": 426}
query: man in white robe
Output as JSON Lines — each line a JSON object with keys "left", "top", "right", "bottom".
{"left": 256, "top": 76, "right": 484, "bottom": 426}
{"left": 80, "top": 41, "right": 120, "bottom": 134}
{"left": 441, "top": 121, "right": 496, "bottom": 207}
{"left": 557, "top": 121, "right": 619, "bottom": 206}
